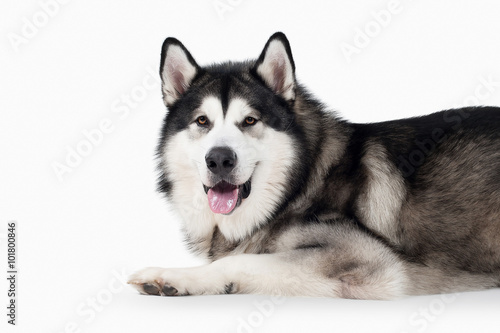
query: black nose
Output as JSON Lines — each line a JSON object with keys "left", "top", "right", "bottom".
{"left": 205, "top": 147, "right": 237, "bottom": 176}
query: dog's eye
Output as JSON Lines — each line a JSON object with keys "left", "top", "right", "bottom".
{"left": 243, "top": 117, "right": 257, "bottom": 126}
{"left": 196, "top": 116, "right": 209, "bottom": 127}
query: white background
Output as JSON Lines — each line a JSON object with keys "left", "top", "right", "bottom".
{"left": 2, "top": 0, "right": 500, "bottom": 332}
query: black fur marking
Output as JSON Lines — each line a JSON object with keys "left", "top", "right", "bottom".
{"left": 220, "top": 73, "right": 231, "bottom": 114}
{"left": 224, "top": 283, "right": 234, "bottom": 294}
{"left": 295, "top": 243, "right": 325, "bottom": 250}
{"left": 208, "top": 227, "right": 240, "bottom": 260}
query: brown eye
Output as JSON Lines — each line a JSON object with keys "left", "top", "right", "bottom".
{"left": 244, "top": 117, "right": 257, "bottom": 126}
{"left": 196, "top": 116, "right": 209, "bottom": 126}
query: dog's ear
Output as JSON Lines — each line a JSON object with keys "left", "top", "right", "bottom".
{"left": 254, "top": 32, "right": 296, "bottom": 102}
{"left": 160, "top": 38, "right": 199, "bottom": 107}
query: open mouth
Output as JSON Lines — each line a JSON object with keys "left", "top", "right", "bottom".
{"left": 203, "top": 180, "right": 251, "bottom": 215}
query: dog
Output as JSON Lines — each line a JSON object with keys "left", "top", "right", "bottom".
{"left": 128, "top": 32, "right": 500, "bottom": 299}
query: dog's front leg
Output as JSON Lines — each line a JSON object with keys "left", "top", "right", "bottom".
{"left": 128, "top": 252, "right": 343, "bottom": 297}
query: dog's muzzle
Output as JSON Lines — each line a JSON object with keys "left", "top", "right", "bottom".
{"left": 203, "top": 147, "right": 252, "bottom": 214}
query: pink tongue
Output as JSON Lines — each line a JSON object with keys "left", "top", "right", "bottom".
{"left": 207, "top": 185, "right": 239, "bottom": 214}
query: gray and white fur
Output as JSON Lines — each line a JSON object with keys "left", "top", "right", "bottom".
{"left": 128, "top": 32, "right": 500, "bottom": 299}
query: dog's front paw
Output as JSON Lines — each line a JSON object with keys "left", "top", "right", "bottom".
{"left": 128, "top": 266, "right": 230, "bottom": 296}
{"left": 128, "top": 267, "right": 189, "bottom": 296}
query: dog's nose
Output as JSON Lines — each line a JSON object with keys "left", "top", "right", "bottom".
{"left": 205, "top": 147, "right": 237, "bottom": 176}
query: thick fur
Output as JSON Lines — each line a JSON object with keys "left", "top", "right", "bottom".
{"left": 129, "top": 32, "right": 500, "bottom": 299}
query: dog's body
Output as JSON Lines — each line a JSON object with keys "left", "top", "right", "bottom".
{"left": 129, "top": 33, "right": 500, "bottom": 299}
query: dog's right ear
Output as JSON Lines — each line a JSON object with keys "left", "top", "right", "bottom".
{"left": 160, "top": 38, "right": 199, "bottom": 107}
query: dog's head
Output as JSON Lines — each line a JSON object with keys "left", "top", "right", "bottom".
{"left": 157, "top": 33, "right": 302, "bottom": 241}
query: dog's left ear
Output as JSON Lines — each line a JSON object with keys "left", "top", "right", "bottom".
{"left": 254, "top": 32, "right": 296, "bottom": 102}
{"left": 160, "top": 37, "right": 200, "bottom": 107}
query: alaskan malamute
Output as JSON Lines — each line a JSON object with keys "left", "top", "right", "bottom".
{"left": 129, "top": 32, "right": 500, "bottom": 299}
